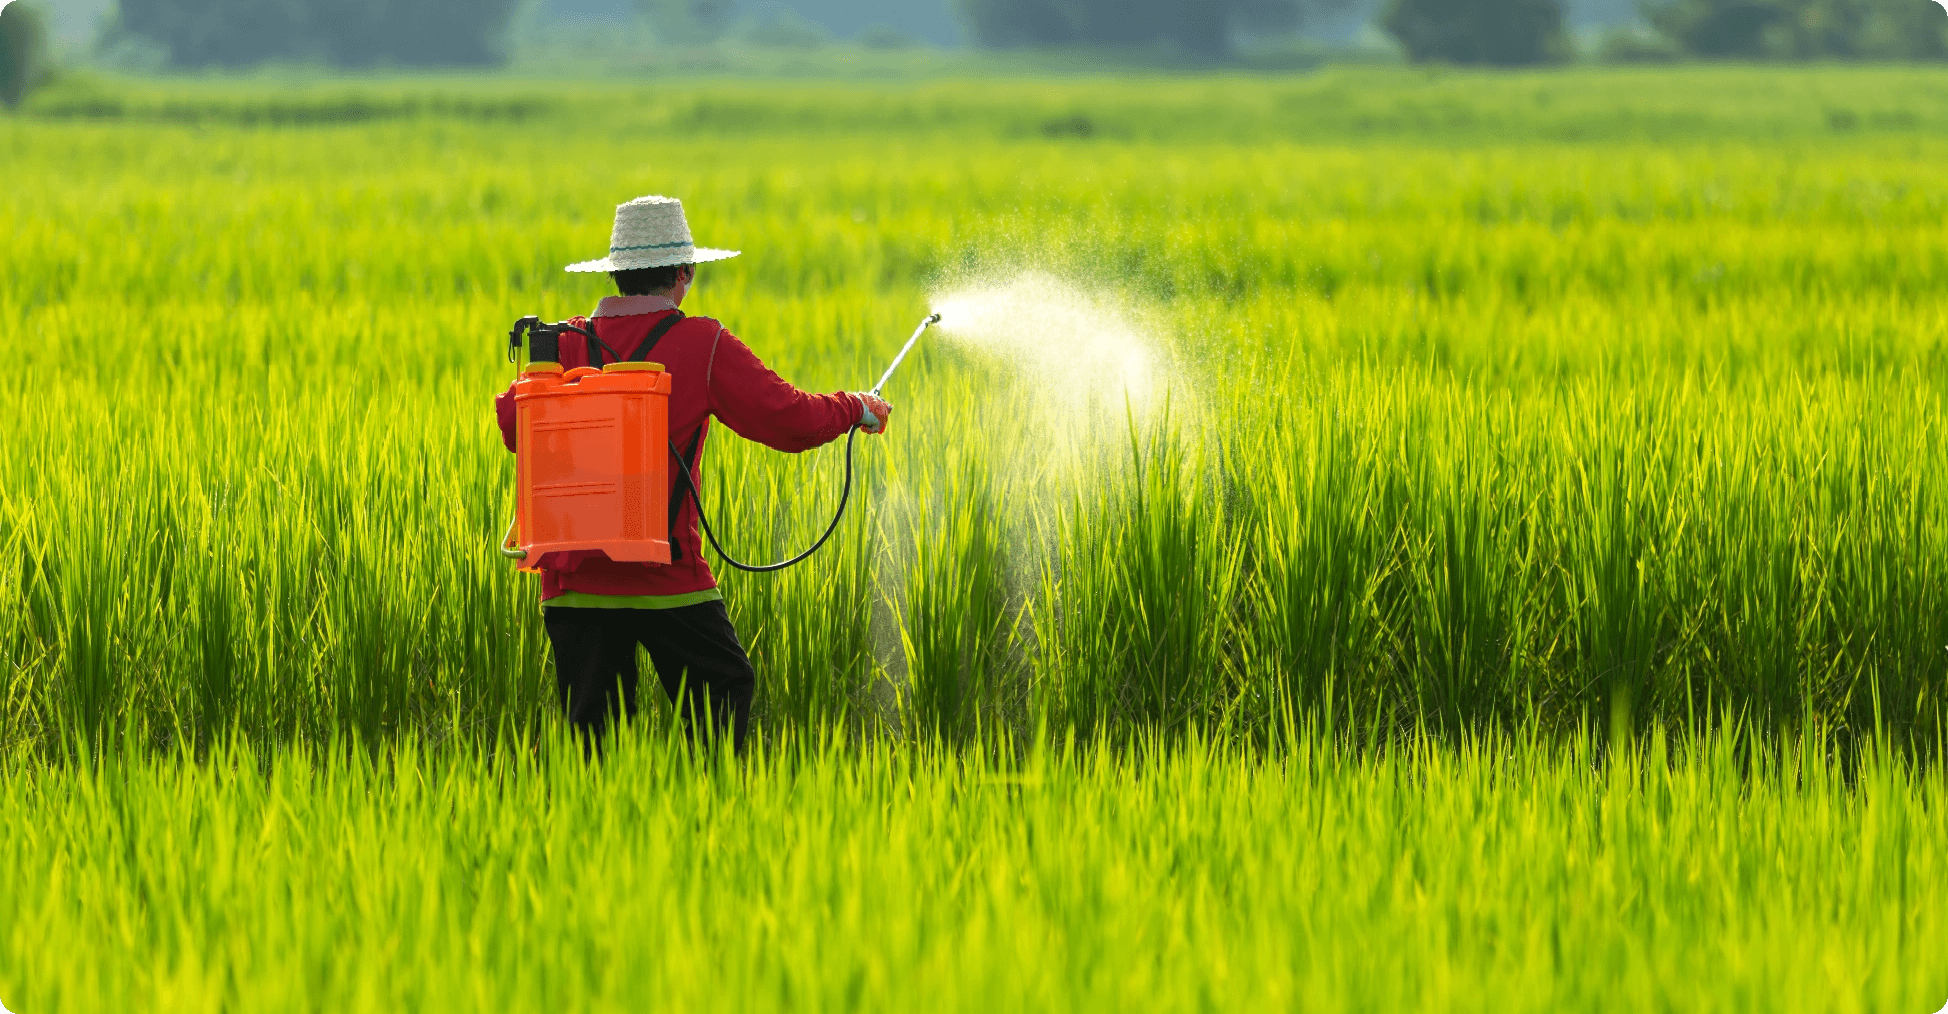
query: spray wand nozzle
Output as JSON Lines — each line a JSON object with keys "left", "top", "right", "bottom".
{"left": 871, "top": 312, "right": 943, "bottom": 398}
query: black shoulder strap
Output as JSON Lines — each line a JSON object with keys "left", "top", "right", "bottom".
{"left": 583, "top": 317, "right": 604, "bottom": 370}
{"left": 666, "top": 426, "right": 704, "bottom": 561}
{"left": 629, "top": 310, "right": 685, "bottom": 362}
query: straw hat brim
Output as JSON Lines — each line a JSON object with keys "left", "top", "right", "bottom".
{"left": 564, "top": 247, "right": 741, "bottom": 273}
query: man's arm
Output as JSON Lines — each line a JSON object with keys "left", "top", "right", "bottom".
{"left": 494, "top": 383, "right": 518, "bottom": 452}
{"left": 705, "top": 327, "right": 887, "bottom": 451}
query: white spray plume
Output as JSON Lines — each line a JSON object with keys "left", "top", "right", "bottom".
{"left": 929, "top": 271, "right": 1161, "bottom": 416}
{"left": 863, "top": 272, "right": 1182, "bottom": 700}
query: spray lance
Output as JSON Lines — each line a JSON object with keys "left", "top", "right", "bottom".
{"left": 873, "top": 312, "right": 941, "bottom": 405}
{"left": 501, "top": 310, "right": 943, "bottom": 574}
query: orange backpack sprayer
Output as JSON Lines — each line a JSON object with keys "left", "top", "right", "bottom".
{"left": 499, "top": 311, "right": 941, "bottom": 573}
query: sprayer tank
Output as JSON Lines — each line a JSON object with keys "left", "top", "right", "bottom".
{"left": 510, "top": 363, "right": 673, "bottom": 571}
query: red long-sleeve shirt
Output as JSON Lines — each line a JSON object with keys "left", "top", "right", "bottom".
{"left": 495, "top": 295, "right": 863, "bottom": 603}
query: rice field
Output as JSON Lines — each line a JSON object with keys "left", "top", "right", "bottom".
{"left": 1, "top": 67, "right": 1946, "bottom": 1012}
{"left": 4, "top": 727, "right": 1944, "bottom": 1013}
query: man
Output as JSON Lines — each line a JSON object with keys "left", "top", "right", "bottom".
{"left": 496, "top": 195, "right": 893, "bottom": 753}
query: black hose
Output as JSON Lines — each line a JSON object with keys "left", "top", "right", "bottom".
{"left": 560, "top": 322, "right": 623, "bottom": 366}
{"left": 670, "top": 426, "right": 860, "bottom": 573}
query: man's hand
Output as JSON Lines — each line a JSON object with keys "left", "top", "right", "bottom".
{"left": 856, "top": 393, "right": 893, "bottom": 435}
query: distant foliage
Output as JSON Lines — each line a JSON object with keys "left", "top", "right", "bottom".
{"left": 319, "top": 0, "right": 523, "bottom": 67}
{"left": 1641, "top": 0, "right": 1948, "bottom": 58}
{"left": 1596, "top": 25, "right": 1685, "bottom": 60}
{"left": 954, "top": 0, "right": 1312, "bottom": 59}
{"left": 1381, "top": 0, "right": 1569, "bottom": 64}
{"left": 1, "top": 0, "right": 50, "bottom": 108}
{"left": 633, "top": 0, "right": 734, "bottom": 44}
{"left": 858, "top": 23, "right": 923, "bottom": 49}
{"left": 114, "top": 0, "right": 522, "bottom": 69}
{"left": 741, "top": 9, "right": 831, "bottom": 49}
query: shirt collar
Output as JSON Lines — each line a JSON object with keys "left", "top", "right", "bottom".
{"left": 593, "top": 295, "right": 677, "bottom": 318}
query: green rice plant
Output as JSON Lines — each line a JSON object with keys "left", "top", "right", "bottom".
{"left": 1026, "top": 412, "right": 1244, "bottom": 736}
{"left": 1236, "top": 386, "right": 1409, "bottom": 727}
{"left": 893, "top": 450, "right": 1011, "bottom": 742}
{"left": 0, "top": 723, "right": 1940, "bottom": 1012}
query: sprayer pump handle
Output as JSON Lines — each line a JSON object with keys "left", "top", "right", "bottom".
{"left": 509, "top": 316, "right": 542, "bottom": 363}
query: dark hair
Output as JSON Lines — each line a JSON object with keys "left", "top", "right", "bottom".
{"left": 611, "top": 263, "right": 692, "bottom": 295}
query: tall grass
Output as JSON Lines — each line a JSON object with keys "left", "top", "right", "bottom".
{"left": 0, "top": 723, "right": 1940, "bottom": 1012}
{"left": 3, "top": 72, "right": 1948, "bottom": 753}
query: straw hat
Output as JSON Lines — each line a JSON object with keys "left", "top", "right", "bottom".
{"left": 563, "top": 195, "right": 740, "bottom": 273}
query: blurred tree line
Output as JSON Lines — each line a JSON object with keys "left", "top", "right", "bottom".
{"left": 1387, "top": 0, "right": 1948, "bottom": 62}
{"left": 4, "top": 0, "right": 1945, "bottom": 78}
{"left": 954, "top": 0, "right": 1946, "bottom": 63}
{"left": 953, "top": 0, "right": 1335, "bottom": 58}
{"left": 1380, "top": 0, "right": 1565, "bottom": 62}
{"left": 3, "top": 1, "right": 51, "bottom": 106}
{"left": 1640, "top": 0, "right": 1948, "bottom": 57}
{"left": 108, "top": 0, "right": 521, "bottom": 68}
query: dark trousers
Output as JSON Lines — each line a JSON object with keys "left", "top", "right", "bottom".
{"left": 543, "top": 600, "right": 755, "bottom": 753}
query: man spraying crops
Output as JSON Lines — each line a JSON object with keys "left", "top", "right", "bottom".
{"left": 495, "top": 196, "right": 893, "bottom": 754}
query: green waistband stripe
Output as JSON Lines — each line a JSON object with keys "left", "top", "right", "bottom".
{"left": 543, "top": 589, "right": 724, "bottom": 611}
